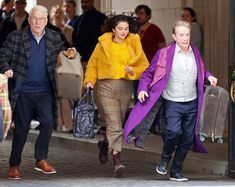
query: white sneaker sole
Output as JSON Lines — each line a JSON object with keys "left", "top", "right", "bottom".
{"left": 169, "top": 177, "right": 188, "bottom": 182}
{"left": 9, "top": 176, "right": 21, "bottom": 180}
{"left": 34, "top": 167, "right": 57, "bottom": 174}
{"left": 156, "top": 166, "right": 167, "bottom": 175}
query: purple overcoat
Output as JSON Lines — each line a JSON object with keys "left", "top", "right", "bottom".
{"left": 124, "top": 42, "right": 212, "bottom": 153}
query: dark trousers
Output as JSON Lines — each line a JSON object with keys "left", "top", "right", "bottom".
{"left": 162, "top": 99, "right": 197, "bottom": 174}
{"left": 133, "top": 80, "right": 139, "bottom": 103}
{"left": 9, "top": 91, "right": 54, "bottom": 167}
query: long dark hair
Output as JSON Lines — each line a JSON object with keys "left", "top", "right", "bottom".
{"left": 135, "top": 4, "right": 151, "bottom": 18}
{"left": 182, "top": 7, "right": 197, "bottom": 22}
{"left": 103, "top": 14, "right": 139, "bottom": 34}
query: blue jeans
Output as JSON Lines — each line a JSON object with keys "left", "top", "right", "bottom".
{"left": 161, "top": 99, "right": 197, "bottom": 174}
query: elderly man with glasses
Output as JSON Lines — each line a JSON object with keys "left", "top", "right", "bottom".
{"left": 0, "top": 5, "right": 64, "bottom": 180}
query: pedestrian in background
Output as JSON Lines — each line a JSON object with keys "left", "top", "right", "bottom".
{"left": 72, "top": 0, "right": 107, "bottom": 71}
{"left": 124, "top": 20, "right": 217, "bottom": 182}
{"left": 63, "top": 0, "right": 79, "bottom": 28}
{"left": 0, "top": 0, "right": 28, "bottom": 47}
{"left": 134, "top": 4, "right": 166, "bottom": 133}
{"left": 135, "top": 4, "right": 166, "bottom": 62}
{"left": 0, "top": 0, "right": 15, "bottom": 25}
{"left": 50, "top": 4, "right": 73, "bottom": 46}
{"left": 84, "top": 14, "right": 149, "bottom": 176}
{"left": 181, "top": 7, "right": 203, "bottom": 54}
{"left": 49, "top": 4, "right": 74, "bottom": 133}
{"left": 0, "top": 5, "right": 64, "bottom": 180}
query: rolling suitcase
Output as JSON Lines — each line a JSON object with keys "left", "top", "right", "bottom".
{"left": 56, "top": 51, "right": 83, "bottom": 100}
{"left": 199, "top": 85, "right": 230, "bottom": 143}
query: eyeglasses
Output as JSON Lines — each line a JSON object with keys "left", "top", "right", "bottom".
{"left": 30, "top": 17, "right": 47, "bottom": 22}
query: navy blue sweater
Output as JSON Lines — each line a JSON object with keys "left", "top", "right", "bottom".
{"left": 21, "top": 32, "right": 50, "bottom": 92}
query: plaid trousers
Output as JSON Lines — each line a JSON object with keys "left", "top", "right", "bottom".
{"left": 96, "top": 79, "right": 133, "bottom": 152}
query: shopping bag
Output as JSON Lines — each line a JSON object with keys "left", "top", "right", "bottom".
{"left": 73, "top": 89, "right": 95, "bottom": 138}
{"left": 0, "top": 106, "right": 4, "bottom": 141}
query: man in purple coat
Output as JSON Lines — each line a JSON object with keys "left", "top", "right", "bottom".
{"left": 124, "top": 20, "right": 217, "bottom": 182}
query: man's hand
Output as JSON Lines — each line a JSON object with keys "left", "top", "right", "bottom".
{"left": 138, "top": 91, "right": 149, "bottom": 103}
{"left": 64, "top": 47, "right": 76, "bottom": 59}
{"left": 208, "top": 76, "right": 218, "bottom": 86}
{"left": 4, "top": 69, "right": 13, "bottom": 78}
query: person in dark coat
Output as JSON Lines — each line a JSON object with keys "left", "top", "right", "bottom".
{"left": 0, "top": 0, "right": 15, "bottom": 24}
{"left": 0, "top": 5, "right": 64, "bottom": 180}
{"left": 63, "top": 0, "right": 79, "bottom": 28}
{"left": 72, "top": 0, "right": 107, "bottom": 69}
{"left": 0, "top": 0, "right": 28, "bottom": 47}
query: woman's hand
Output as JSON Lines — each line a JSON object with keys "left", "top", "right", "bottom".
{"left": 208, "top": 76, "right": 218, "bottom": 87}
{"left": 138, "top": 91, "right": 149, "bottom": 103}
{"left": 125, "top": 66, "right": 134, "bottom": 75}
{"left": 86, "top": 82, "right": 94, "bottom": 90}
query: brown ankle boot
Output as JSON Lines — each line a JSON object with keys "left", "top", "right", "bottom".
{"left": 113, "top": 153, "right": 125, "bottom": 177}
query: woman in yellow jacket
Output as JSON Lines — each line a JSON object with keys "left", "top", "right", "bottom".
{"left": 84, "top": 15, "right": 149, "bottom": 176}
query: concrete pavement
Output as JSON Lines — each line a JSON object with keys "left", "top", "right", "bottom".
{"left": 27, "top": 129, "right": 228, "bottom": 175}
{"left": 0, "top": 134, "right": 234, "bottom": 187}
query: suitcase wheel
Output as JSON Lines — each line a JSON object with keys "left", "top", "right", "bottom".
{"left": 215, "top": 138, "right": 223, "bottom": 144}
{"left": 200, "top": 134, "right": 206, "bottom": 142}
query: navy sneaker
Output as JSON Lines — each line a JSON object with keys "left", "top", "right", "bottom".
{"left": 156, "top": 161, "right": 168, "bottom": 175}
{"left": 169, "top": 172, "right": 188, "bottom": 182}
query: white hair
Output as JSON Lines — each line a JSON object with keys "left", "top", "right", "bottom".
{"left": 172, "top": 20, "right": 191, "bottom": 34}
{"left": 29, "top": 5, "right": 48, "bottom": 17}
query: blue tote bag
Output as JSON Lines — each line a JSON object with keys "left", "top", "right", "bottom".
{"left": 73, "top": 89, "right": 95, "bottom": 139}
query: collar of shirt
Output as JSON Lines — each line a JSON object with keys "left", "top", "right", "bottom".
{"left": 30, "top": 28, "right": 46, "bottom": 44}
{"left": 66, "top": 19, "right": 71, "bottom": 25}
{"left": 175, "top": 43, "right": 193, "bottom": 54}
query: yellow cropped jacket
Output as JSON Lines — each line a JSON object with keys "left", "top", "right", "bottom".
{"left": 84, "top": 32, "right": 149, "bottom": 86}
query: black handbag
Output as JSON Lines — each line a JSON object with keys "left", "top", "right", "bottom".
{"left": 73, "top": 89, "right": 95, "bottom": 138}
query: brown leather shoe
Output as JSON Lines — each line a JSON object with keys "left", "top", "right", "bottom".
{"left": 34, "top": 160, "right": 56, "bottom": 174}
{"left": 8, "top": 166, "right": 21, "bottom": 180}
